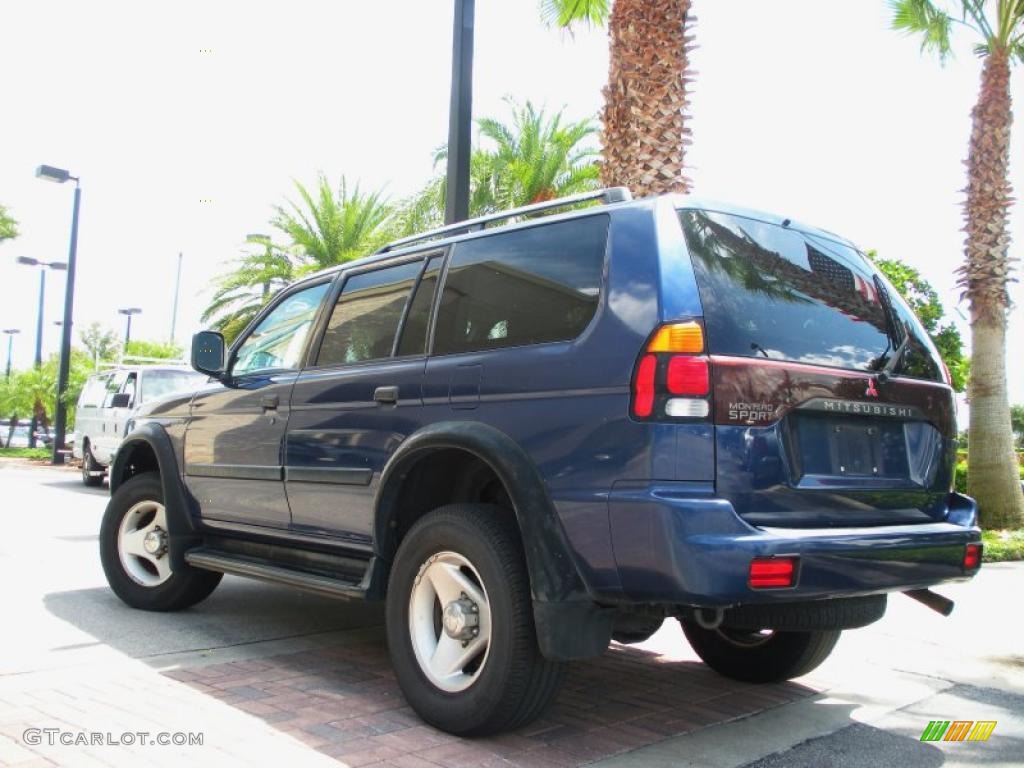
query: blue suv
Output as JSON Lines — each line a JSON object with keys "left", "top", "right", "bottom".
{"left": 100, "top": 188, "right": 981, "bottom": 735}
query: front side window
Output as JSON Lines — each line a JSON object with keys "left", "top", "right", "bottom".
{"left": 103, "top": 373, "right": 125, "bottom": 407}
{"left": 121, "top": 373, "right": 137, "bottom": 406}
{"left": 316, "top": 260, "right": 423, "bottom": 366}
{"left": 233, "top": 281, "right": 329, "bottom": 375}
{"left": 433, "top": 215, "right": 608, "bottom": 356}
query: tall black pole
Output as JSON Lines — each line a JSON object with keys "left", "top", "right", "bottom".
{"left": 444, "top": 0, "right": 474, "bottom": 225}
{"left": 125, "top": 314, "right": 133, "bottom": 345}
{"left": 28, "top": 269, "right": 46, "bottom": 449}
{"left": 52, "top": 183, "right": 80, "bottom": 465}
{"left": 5, "top": 334, "right": 14, "bottom": 379}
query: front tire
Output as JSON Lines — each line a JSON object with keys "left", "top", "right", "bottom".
{"left": 81, "top": 442, "right": 104, "bottom": 487}
{"left": 680, "top": 619, "right": 840, "bottom": 683}
{"left": 100, "top": 472, "right": 221, "bottom": 611}
{"left": 386, "top": 504, "right": 566, "bottom": 736}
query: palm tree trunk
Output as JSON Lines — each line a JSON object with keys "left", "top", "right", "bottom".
{"left": 601, "top": 0, "right": 694, "bottom": 196}
{"left": 962, "top": 50, "right": 1024, "bottom": 529}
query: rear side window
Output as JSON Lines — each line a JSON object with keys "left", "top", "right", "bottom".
{"left": 679, "top": 209, "right": 942, "bottom": 381}
{"left": 317, "top": 260, "right": 422, "bottom": 366}
{"left": 79, "top": 375, "right": 111, "bottom": 408}
{"left": 433, "top": 215, "right": 608, "bottom": 356}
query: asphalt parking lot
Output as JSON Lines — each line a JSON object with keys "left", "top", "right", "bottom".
{"left": 1, "top": 460, "right": 1021, "bottom": 767}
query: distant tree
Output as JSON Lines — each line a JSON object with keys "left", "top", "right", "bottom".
{"left": 79, "top": 323, "right": 120, "bottom": 365}
{"left": 0, "top": 374, "right": 31, "bottom": 447}
{"left": 868, "top": 251, "right": 969, "bottom": 391}
{"left": 891, "top": 0, "right": 1024, "bottom": 528}
{"left": 1012, "top": 404, "right": 1024, "bottom": 450}
{"left": 0, "top": 204, "right": 18, "bottom": 242}
{"left": 124, "top": 339, "right": 183, "bottom": 361}
{"left": 272, "top": 175, "right": 395, "bottom": 269}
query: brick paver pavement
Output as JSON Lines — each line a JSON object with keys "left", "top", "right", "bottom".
{"left": 159, "top": 638, "right": 819, "bottom": 767}
{"left": 0, "top": 621, "right": 822, "bottom": 767}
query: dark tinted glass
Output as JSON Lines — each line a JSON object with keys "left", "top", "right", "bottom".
{"left": 396, "top": 256, "right": 442, "bottom": 357}
{"left": 680, "top": 209, "right": 942, "bottom": 381}
{"left": 317, "top": 260, "right": 422, "bottom": 366}
{"left": 433, "top": 216, "right": 608, "bottom": 356}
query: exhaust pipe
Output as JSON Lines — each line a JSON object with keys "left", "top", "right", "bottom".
{"left": 904, "top": 588, "right": 954, "bottom": 617}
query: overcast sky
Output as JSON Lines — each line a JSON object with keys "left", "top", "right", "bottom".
{"left": 1, "top": 0, "right": 1022, "bottom": 407}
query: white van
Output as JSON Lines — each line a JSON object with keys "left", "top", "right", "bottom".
{"left": 72, "top": 365, "right": 206, "bottom": 486}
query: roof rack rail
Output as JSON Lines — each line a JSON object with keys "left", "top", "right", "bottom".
{"left": 97, "top": 355, "right": 188, "bottom": 370}
{"left": 376, "top": 186, "right": 632, "bottom": 254}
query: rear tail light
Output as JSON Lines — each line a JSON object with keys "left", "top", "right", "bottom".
{"left": 633, "top": 354, "right": 657, "bottom": 418}
{"left": 749, "top": 556, "right": 798, "bottom": 589}
{"left": 963, "top": 543, "right": 981, "bottom": 570}
{"left": 631, "top": 320, "right": 711, "bottom": 421}
{"left": 666, "top": 356, "right": 709, "bottom": 395}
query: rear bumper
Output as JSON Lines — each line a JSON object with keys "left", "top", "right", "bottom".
{"left": 607, "top": 482, "right": 980, "bottom": 606}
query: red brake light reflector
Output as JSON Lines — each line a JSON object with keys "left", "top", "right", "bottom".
{"left": 963, "top": 543, "right": 981, "bottom": 570}
{"left": 667, "top": 356, "right": 709, "bottom": 396}
{"left": 633, "top": 354, "right": 657, "bottom": 418}
{"left": 749, "top": 557, "right": 797, "bottom": 589}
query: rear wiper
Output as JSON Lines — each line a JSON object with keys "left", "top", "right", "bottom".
{"left": 872, "top": 275, "right": 909, "bottom": 382}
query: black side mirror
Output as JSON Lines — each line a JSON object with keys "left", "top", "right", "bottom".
{"left": 192, "top": 330, "right": 226, "bottom": 378}
{"left": 109, "top": 393, "right": 132, "bottom": 409}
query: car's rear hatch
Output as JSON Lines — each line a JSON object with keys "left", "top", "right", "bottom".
{"left": 679, "top": 208, "right": 956, "bottom": 528}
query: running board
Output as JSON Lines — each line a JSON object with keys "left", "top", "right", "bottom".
{"left": 184, "top": 548, "right": 370, "bottom": 600}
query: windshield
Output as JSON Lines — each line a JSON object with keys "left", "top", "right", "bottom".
{"left": 140, "top": 370, "right": 206, "bottom": 403}
{"left": 679, "top": 209, "right": 943, "bottom": 382}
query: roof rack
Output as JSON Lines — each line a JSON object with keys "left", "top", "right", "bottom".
{"left": 376, "top": 186, "right": 633, "bottom": 254}
{"left": 97, "top": 355, "right": 188, "bottom": 370}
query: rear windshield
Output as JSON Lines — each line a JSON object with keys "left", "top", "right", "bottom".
{"left": 679, "top": 209, "right": 943, "bottom": 381}
{"left": 140, "top": 370, "right": 206, "bottom": 403}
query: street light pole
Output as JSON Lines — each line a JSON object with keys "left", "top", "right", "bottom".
{"left": 170, "top": 252, "right": 182, "bottom": 342}
{"left": 118, "top": 308, "right": 142, "bottom": 350}
{"left": 444, "top": 0, "right": 475, "bottom": 225}
{"left": 2, "top": 329, "right": 18, "bottom": 379}
{"left": 36, "top": 164, "right": 81, "bottom": 465}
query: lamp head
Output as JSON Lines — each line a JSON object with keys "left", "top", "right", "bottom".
{"left": 35, "top": 165, "right": 72, "bottom": 184}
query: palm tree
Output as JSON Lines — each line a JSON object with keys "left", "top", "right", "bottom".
{"left": 475, "top": 99, "right": 600, "bottom": 208}
{"left": 399, "top": 99, "right": 600, "bottom": 233}
{"left": 541, "top": 0, "right": 695, "bottom": 195}
{"left": 891, "top": 0, "right": 1024, "bottom": 528}
{"left": 0, "top": 204, "right": 18, "bottom": 242}
{"left": 202, "top": 235, "right": 297, "bottom": 343}
{"left": 272, "top": 175, "right": 395, "bottom": 268}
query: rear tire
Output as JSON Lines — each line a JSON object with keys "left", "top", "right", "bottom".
{"left": 680, "top": 619, "right": 840, "bottom": 683}
{"left": 81, "top": 443, "right": 104, "bottom": 487}
{"left": 386, "top": 503, "right": 566, "bottom": 736}
{"left": 100, "top": 472, "right": 221, "bottom": 611}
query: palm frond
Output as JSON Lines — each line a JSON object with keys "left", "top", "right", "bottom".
{"left": 890, "top": 0, "right": 955, "bottom": 60}
{"left": 538, "top": 0, "right": 609, "bottom": 29}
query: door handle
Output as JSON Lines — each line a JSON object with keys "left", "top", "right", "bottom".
{"left": 261, "top": 394, "right": 279, "bottom": 410}
{"left": 373, "top": 386, "right": 399, "bottom": 404}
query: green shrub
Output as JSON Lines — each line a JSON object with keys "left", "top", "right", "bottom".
{"left": 955, "top": 460, "right": 1024, "bottom": 495}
